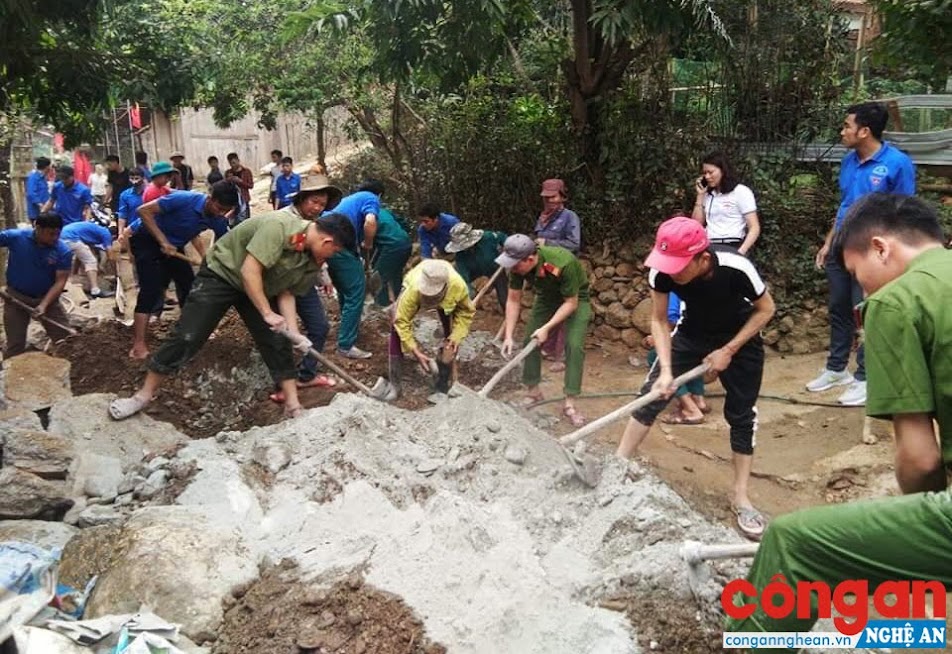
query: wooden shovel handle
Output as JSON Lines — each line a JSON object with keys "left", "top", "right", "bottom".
{"left": 0, "top": 288, "right": 77, "bottom": 336}
{"left": 478, "top": 339, "right": 539, "bottom": 398}
{"left": 472, "top": 267, "right": 504, "bottom": 307}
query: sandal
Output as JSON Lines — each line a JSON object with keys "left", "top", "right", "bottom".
{"left": 269, "top": 391, "right": 287, "bottom": 404}
{"left": 297, "top": 375, "right": 337, "bottom": 389}
{"left": 109, "top": 395, "right": 151, "bottom": 420}
{"left": 732, "top": 504, "right": 768, "bottom": 540}
{"left": 660, "top": 411, "right": 705, "bottom": 425}
{"left": 562, "top": 406, "right": 587, "bottom": 427}
{"left": 514, "top": 393, "right": 544, "bottom": 408}
{"left": 549, "top": 361, "right": 566, "bottom": 373}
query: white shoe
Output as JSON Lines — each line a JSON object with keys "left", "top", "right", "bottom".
{"left": 837, "top": 380, "right": 867, "bottom": 406}
{"left": 805, "top": 368, "right": 853, "bottom": 392}
{"left": 338, "top": 346, "right": 372, "bottom": 359}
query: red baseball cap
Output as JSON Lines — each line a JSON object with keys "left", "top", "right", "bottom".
{"left": 644, "top": 216, "right": 710, "bottom": 274}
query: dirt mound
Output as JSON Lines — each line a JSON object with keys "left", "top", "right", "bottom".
{"left": 52, "top": 306, "right": 517, "bottom": 438}
{"left": 216, "top": 561, "right": 446, "bottom": 654}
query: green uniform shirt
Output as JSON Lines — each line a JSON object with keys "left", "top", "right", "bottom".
{"left": 509, "top": 245, "right": 589, "bottom": 303}
{"left": 455, "top": 230, "right": 506, "bottom": 294}
{"left": 863, "top": 246, "right": 952, "bottom": 462}
{"left": 206, "top": 209, "right": 319, "bottom": 297}
{"left": 375, "top": 207, "right": 411, "bottom": 249}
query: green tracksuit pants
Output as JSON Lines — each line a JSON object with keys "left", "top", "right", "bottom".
{"left": 327, "top": 250, "right": 365, "bottom": 350}
{"left": 373, "top": 243, "right": 411, "bottom": 307}
{"left": 522, "top": 298, "right": 591, "bottom": 396}
{"left": 726, "top": 488, "right": 952, "bottom": 652}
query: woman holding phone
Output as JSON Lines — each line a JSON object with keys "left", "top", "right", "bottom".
{"left": 691, "top": 152, "right": 760, "bottom": 254}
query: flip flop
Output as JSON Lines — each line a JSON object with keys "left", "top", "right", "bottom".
{"left": 297, "top": 375, "right": 337, "bottom": 388}
{"left": 513, "top": 393, "right": 544, "bottom": 409}
{"left": 108, "top": 395, "right": 151, "bottom": 420}
{"left": 563, "top": 406, "right": 587, "bottom": 427}
{"left": 660, "top": 412, "right": 705, "bottom": 425}
{"left": 732, "top": 504, "right": 767, "bottom": 540}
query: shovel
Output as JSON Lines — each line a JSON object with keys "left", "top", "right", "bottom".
{"left": 555, "top": 363, "right": 710, "bottom": 487}
{"left": 471, "top": 267, "right": 503, "bottom": 307}
{"left": 0, "top": 288, "right": 78, "bottom": 336}
{"left": 279, "top": 329, "right": 396, "bottom": 401}
{"left": 478, "top": 339, "right": 539, "bottom": 398}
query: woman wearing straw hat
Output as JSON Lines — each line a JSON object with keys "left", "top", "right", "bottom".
{"left": 444, "top": 222, "right": 508, "bottom": 311}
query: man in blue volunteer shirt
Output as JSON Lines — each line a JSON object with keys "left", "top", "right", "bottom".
{"left": 808, "top": 102, "right": 916, "bottom": 407}
{"left": 127, "top": 181, "right": 238, "bottom": 359}
{"left": 116, "top": 169, "right": 147, "bottom": 238}
{"left": 417, "top": 203, "right": 459, "bottom": 259}
{"left": 274, "top": 157, "right": 301, "bottom": 209}
{"left": 61, "top": 221, "right": 115, "bottom": 299}
{"left": 42, "top": 165, "right": 93, "bottom": 225}
{"left": 26, "top": 157, "right": 52, "bottom": 222}
{"left": 0, "top": 213, "right": 74, "bottom": 358}
{"left": 322, "top": 181, "right": 382, "bottom": 359}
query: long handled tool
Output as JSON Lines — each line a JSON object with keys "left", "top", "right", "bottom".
{"left": 278, "top": 329, "right": 395, "bottom": 401}
{"left": 478, "top": 339, "right": 539, "bottom": 398}
{"left": 0, "top": 288, "right": 77, "bottom": 336}
{"left": 167, "top": 250, "right": 202, "bottom": 266}
{"left": 471, "top": 267, "right": 503, "bottom": 307}
{"left": 556, "top": 363, "right": 710, "bottom": 486}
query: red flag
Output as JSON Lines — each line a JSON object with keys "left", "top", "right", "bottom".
{"left": 130, "top": 103, "right": 142, "bottom": 129}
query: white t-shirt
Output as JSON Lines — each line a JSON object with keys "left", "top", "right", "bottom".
{"left": 88, "top": 172, "right": 108, "bottom": 196}
{"left": 703, "top": 183, "right": 757, "bottom": 241}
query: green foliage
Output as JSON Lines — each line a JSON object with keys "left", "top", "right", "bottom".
{"left": 868, "top": 0, "right": 952, "bottom": 88}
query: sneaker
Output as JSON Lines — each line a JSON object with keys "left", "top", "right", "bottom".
{"left": 805, "top": 368, "right": 853, "bottom": 392}
{"left": 338, "top": 346, "right": 373, "bottom": 359}
{"left": 90, "top": 288, "right": 115, "bottom": 298}
{"left": 837, "top": 380, "right": 867, "bottom": 406}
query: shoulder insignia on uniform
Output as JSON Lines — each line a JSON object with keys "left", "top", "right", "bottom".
{"left": 540, "top": 262, "right": 561, "bottom": 277}
{"left": 289, "top": 232, "right": 307, "bottom": 252}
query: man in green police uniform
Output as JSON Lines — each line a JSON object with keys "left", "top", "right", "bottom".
{"left": 496, "top": 234, "right": 592, "bottom": 427}
{"left": 726, "top": 193, "right": 952, "bottom": 649}
{"left": 445, "top": 222, "right": 508, "bottom": 311}
{"left": 108, "top": 211, "right": 356, "bottom": 421}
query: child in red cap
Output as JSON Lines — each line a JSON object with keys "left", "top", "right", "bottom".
{"left": 617, "top": 216, "right": 776, "bottom": 539}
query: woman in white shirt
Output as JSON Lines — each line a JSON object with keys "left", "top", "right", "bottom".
{"left": 88, "top": 163, "right": 108, "bottom": 205}
{"left": 691, "top": 152, "right": 760, "bottom": 254}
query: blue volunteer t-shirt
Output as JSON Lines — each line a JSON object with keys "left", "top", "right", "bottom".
{"left": 26, "top": 171, "right": 50, "bottom": 220}
{"left": 419, "top": 213, "right": 460, "bottom": 258}
{"left": 325, "top": 191, "right": 381, "bottom": 249}
{"left": 61, "top": 221, "right": 113, "bottom": 250}
{"left": 0, "top": 228, "right": 73, "bottom": 297}
{"left": 50, "top": 181, "right": 93, "bottom": 225}
{"left": 116, "top": 186, "right": 144, "bottom": 223}
{"left": 132, "top": 191, "right": 228, "bottom": 247}
{"left": 835, "top": 142, "right": 916, "bottom": 229}
{"left": 274, "top": 173, "right": 301, "bottom": 209}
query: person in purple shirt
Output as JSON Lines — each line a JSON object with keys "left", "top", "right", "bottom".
{"left": 25, "top": 157, "right": 52, "bottom": 222}
{"left": 808, "top": 102, "right": 916, "bottom": 407}
{"left": 127, "top": 182, "right": 238, "bottom": 360}
{"left": 0, "top": 213, "right": 74, "bottom": 358}
{"left": 417, "top": 203, "right": 459, "bottom": 258}
{"left": 41, "top": 165, "right": 93, "bottom": 225}
{"left": 533, "top": 178, "right": 582, "bottom": 370}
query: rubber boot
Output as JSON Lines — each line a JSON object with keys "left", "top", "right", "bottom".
{"left": 388, "top": 355, "right": 403, "bottom": 398}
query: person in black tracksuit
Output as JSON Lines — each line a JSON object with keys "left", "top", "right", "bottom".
{"left": 616, "top": 216, "right": 775, "bottom": 540}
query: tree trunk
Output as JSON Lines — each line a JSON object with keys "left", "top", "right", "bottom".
{"left": 0, "top": 140, "right": 16, "bottom": 229}
{"left": 316, "top": 112, "right": 326, "bottom": 169}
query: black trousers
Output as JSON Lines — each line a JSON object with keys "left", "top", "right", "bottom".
{"left": 131, "top": 231, "right": 195, "bottom": 314}
{"left": 632, "top": 331, "right": 764, "bottom": 455}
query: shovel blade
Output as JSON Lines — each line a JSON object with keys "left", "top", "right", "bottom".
{"left": 370, "top": 376, "right": 398, "bottom": 402}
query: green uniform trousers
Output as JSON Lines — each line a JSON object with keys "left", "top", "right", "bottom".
{"left": 522, "top": 298, "right": 591, "bottom": 396}
{"left": 327, "top": 250, "right": 366, "bottom": 350}
{"left": 373, "top": 242, "right": 411, "bottom": 307}
{"left": 726, "top": 488, "right": 952, "bottom": 652}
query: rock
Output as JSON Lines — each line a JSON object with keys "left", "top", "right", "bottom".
{"left": 485, "top": 420, "right": 501, "bottom": 433}
{"left": 63, "top": 496, "right": 87, "bottom": 526}
{"left": 84, "top": 506, "right": 257, "bottom": 641}
{"left": 251, "top": 442, "right": 292, "bottom": 474}
{"left": 427, "top": 392, "right": 448, "bottom": 405}
{"left": 0, "top": 468, "right": 73, "bottom": 520}
{"left": 603, "top": 266, "right": 616, "bottom": 277}
{"left": 416, "top": 459, "right": 442, "bottom": 475}
{"left": 118, "top": 472, "right": 146, "bottom": 495}
{"left": 592, "top": 277, "right": 614, "bottom": 293}
{"left": 615, "top": 262, "right": 635, "bottom": 278}
{"left": 2, "top": 353, "right": 71, "bottom": 411}
{"left": 58, "top": 525, "right": 124, "bottom": 589}
{"left": 146, "top": 456, "right": 171, "bottom": 472}
{"left": 593, "top": 267, "right": 605, "bottom": 279}
{"left": 71, "top": 453, "right": 123, "bottom": 501}
{"left": 136, "top": 469, "right": 170, "bottom": 499}
{"left": 620, "top": 289, "right": 640, "bottom": 309}
{"left": 631, "top": 298, "right": 653, "bottom": 335}
{"left": 620, "top": 329, "right": 641, "bottom": 348}
{"left": 4, "top": 430, "right": 73, "bottom": 479}
{"left": 592, "top": 302, "right": 607, "bottom": 318}
{"left": 503, "top": 445, "right": 527, "bottom": 465}
{"left": 762, "top": 329, "right": 781, "bottom": 346}
{"left": 0, "top": 520, "right": 78, "bottom": 551}
{"left": 77, "top": 505, "right": 124, "bottom": 528}
{"left": 594, "top": 325, "right": 621, "bottom": 341}
{"left": 115, "top": 492, "right": 134, "bottom": 506}
{"left": 597, "top": 290, "right": 618, "bottom": 304}
{"left": 0, "top": 407, "right": 43, "bottom": 433}
{"left": 778, "top": 315, "right": 796, "bottom": 333}
{"left": 605, "top": 302, "right": 630, "bottom": 329}
{"left": 48, "top": 394, "right": 187, "bottom": 468}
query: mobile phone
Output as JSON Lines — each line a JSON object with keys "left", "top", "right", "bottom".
{"left": 699, "top": 177, "right": 708, "bottom": 189}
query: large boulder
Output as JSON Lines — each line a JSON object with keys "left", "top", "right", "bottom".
{"left": 48, "top": 394, "right": 187, "bottom": 468}
{"left": 0, "top": 407, "right": 43, "bottom": 435}
{"left": 2, "top": 352, "right": 72, "bottom": 411}
{"left": 4, "top": 430, "right": 74, "bottom": 479}
{"left": 604, "top": 302, "right": 632, "bottom": 329}
{"left": 0, "top": 468, "right": 73, "bottom": 520}
{"left": 631, "top": 297, "right": 654, "bottom": 335}
{"left": 69, "top": 452, "right": 123, "bottom": 500}
{"left": 85, "top": 506, "right": 258, "bottom": 642}
{"left": 0, "top": 519, "right": 78, "bottom": 551}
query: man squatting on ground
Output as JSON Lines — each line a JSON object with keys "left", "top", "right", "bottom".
{"left": 726, "top": 194, "right": 952, "bottom": 649}
{"left": 109, "top": 211, "right": 356, "bottom": 421}
{"left": 496, "top": 234, "right": 592, "bottom": 428}
{"left": 0, "top": 213, "right": 73, "bottom": 358}
{"left": 616, "top": 216, "right": 776, "bottom": 540}
{"left": 389, "top": 259, "right": 475, "bottom": 396}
